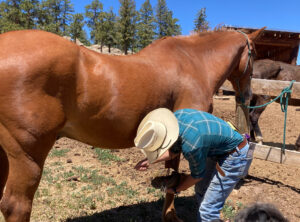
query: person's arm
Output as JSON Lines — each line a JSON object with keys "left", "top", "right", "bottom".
{"left": 134, "top": 150, "right": 180, "bottom": 171}
{"left": 166, "top": 174, "right": 202, "bottom": 194}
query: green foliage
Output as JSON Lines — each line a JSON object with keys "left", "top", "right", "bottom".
{"left": 61, "top": 0, "right": 74, "bottom": 35}
{"left": 36, "top": 0, "right": 73, "bottom": 35}
{"left": 70, "top": 13, "right": 89, "bottom": 45}
{"left": 104, "top": 7, "right": 118, "bottom": 52}
{"left": 0, "top": 0, "right": 184, "bottom": 50}
{"left": 85, "top": 0, "right": 103, "bottom": 43}
{"left": 0, "top": 0, "right": 39, "bottom": 33}
{"left": 106, "top": 181, "right": 139, "bottom": 198}
{"left": 93, "top": 7, "right": 118, "bottom": 52}
{"left": 136, "top": 0, "right": 155, "bottom": 49}
{"left": 222, "top": 200, "right": 245, "bottom": 220}
{"left": 94, "top": 148, "right": 123, "bottom": 164}
{"left": 49, "top": 148, "right": 70, "bottom": 157}
{"left": 37, "top": 0, "right": 62, "bottom": 34}
{"left": 155, "top": 0, "right": 181, "bottom": 38}
{"left": 194, "top": 8, "right": 209, "bottom": 32}
{"left": 118, "top": 0, "right": 138, "bottom": 54}
{"left": 20, "top": 0, "right": 39, "bottom": 29}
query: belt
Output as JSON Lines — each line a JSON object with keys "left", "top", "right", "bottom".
{"left": 216, "top": 137, "right": 248, "bottom": 177}
{"left": 228, "top": 137, "right": 248, "bottom": 155}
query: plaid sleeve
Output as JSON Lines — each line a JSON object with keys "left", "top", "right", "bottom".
{"left": 183, "top": 147, "right": 207, "bottom": 179}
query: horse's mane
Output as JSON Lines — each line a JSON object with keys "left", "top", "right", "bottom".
{"left": 146, "top": 30, "right": 236, "bottom": 48}
{"left": 138, "top": 29, "right": 240, "bottom": 57}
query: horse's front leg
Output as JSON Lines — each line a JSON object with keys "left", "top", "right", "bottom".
{"left": 0, "top": 125, "right": 57, "bottom": 222}
{"left": 162, "top": 154, "right": 183, "bottom": 222}
{"left": 249, "top": 95, "right": 269, "bottom": 144}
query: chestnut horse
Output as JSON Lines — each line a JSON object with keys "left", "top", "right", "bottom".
{"left": 0, "top": 28, "right": 263, "bottom": 222}
{"left": 250, "top": 59, "right": 300, "bottom": 150}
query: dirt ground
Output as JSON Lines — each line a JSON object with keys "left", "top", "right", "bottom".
{"left": 0, "top": 96, "right": 299, "bottom": 222}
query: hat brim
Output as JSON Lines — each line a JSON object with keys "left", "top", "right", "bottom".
{"left": 137, "top": 108, "right": 179, "bottom": 163}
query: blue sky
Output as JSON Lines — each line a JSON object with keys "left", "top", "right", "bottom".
{"left": 73, "top": 0, "right": 300, "bottom": 64}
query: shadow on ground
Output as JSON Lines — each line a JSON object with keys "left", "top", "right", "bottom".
{"left": 262, "top": 142, "right": 296, "bottom": 151}
{"left": 66, "top": 196, "right": 198, "bottom": 222}
{"left": 235, "top": 175, "right": 300, "bottom": 194}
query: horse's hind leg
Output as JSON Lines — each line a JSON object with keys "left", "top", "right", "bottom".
{"left": 0, "top": 125, "right": 57, "bottom": 222}
{"left": 0, "top": 146, "right": 9, "bottom": 200}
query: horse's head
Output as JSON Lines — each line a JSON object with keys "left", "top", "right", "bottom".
{"left": 228, "top": 27, "right": 266, "bottom": 103}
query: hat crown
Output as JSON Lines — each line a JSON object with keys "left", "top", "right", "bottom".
{"left": 134, "top": 108, "right": 179, "bottom": 163}
{"left": 134, "top": 120, "right": 167, "bottom": 152}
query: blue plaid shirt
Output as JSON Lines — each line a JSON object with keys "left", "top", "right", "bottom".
{"left": 174, "top": 109, "right": 243, "bottom": 178}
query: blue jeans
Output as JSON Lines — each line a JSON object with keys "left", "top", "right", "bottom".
{"left": 195, "top": 143, "right": 253, "bottom": 222}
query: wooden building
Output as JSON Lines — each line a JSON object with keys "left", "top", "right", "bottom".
{"left": 225, "top": 27, "right": 300, "bottom": 65}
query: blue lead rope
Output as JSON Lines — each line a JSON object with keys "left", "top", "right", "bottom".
{"left": 243, "top": 80, "right": 296, "bottom": 154}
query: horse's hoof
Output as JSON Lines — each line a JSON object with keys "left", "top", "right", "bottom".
{"left": 163, "top": 209, "right": 184, "bottom": 222}
{"left": 256, "top": 136, "right": 263, "bottom": 144}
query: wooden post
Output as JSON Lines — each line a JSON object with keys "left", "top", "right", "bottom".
{"left": 235, "top": 100, "right": 250, "bottom": 134}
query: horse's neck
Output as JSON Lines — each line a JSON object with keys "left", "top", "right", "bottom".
{"left": 191, "top": 34, "right": 244, "bottom": 93}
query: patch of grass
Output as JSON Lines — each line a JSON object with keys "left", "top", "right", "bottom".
{"left": 50, "top": 161, "right": 63, "bottom": 167}
{"left": 55, "top": 183, "right": 62, "bottom": 190}
{"left": 71, "top": 192, "right": 97, "bottom": 210}
{"left": 106, "top": 200, "right": 116, "bottom": 207}
{"left": 81, "top": 170, "right": 116, "bottom": 186}
{"left": 62, "top": 170, "right": 75, "bottom": 179}
{"left": 41, "top": 188, "right": 50, "bottom": 197}
{"left": 94, "top": 148, "right": 124, "bottom": 164}
{"left": 49, "top": 148, "right": 70, "bottom": 157}
{"left": 42, "top": 167, "right": 54, "bottom": 183}
{"left": 106, "top": 181, "right": 139, "bottom": 199}
{"left": 147, "top": 187, "right": 156, "bottom": 194}
{"left": 222, "top": 200, "right": 245, "bottom": 220}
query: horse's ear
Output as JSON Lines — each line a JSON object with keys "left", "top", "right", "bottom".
{"left": 248, "top": 27, "right": 266, "bottom": 41}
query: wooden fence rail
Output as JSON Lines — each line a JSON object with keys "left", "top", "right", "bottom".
{"left": 221, "top": 79, "right": 300, "bottom": 99}
{"left": 219, "top": 78, "right": 300, "bottom": 166}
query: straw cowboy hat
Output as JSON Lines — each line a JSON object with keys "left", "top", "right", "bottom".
{"left": 134, "top": 108, "right": 179, "bottom": 163}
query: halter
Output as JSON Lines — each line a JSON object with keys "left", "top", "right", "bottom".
{"left": 235, "top": 30, "right": 253, "bottom": 104}
{"left": 236, "top": 30, "right": 252, "bottom": 78}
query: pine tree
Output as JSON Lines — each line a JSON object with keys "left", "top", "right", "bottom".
{"left": 0, "top": 0, "right": 23, "bottom": 32}
{"left": 20, "top": 0, "right": 39, "bottom": 29}
{"left": 38, "top": 0, "right": 64, "bottom": 34}
{"left": 70, "top": 13, "right": 89, "bottom": 45}
{"left": 137, "top": 0, "right": 155, "bottom": 49}
{"left": 155, "top": 0, "right": 180, "bottom": 38}
{"left": 194, "top": 8, "right": 209, "bottom": 32}
{"left": 0, "top": 0, "right": 40, "bottom": 32}
{"left": 94, "top": 10, "right": 107, "bottom": 52}
{"left": 85, "top": 0, "right": 103, "bottom": 43}
{"left": 155, "top": 0, "right": 168, "bottom": 38}
{"left": 166, "top": 10, "right": 181, "bottom": 36}
{"left": 118, "top": 0, "right": 137, "bottom": 54}
{"left": 61, "top": 0, "right": 74, "bottom": 36}
{"left": 103, "top": 7, "right": 117, "bottom": 53}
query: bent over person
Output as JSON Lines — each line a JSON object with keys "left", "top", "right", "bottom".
{"left": 134, "top": 108, "right": 253, "bottom": 222}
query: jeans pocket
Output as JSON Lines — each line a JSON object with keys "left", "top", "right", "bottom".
{"left": 219, "top": 144, "right": 252, "bottom": 178}
{"left": 240, "top": 157, "right": 253, "bottom": 177}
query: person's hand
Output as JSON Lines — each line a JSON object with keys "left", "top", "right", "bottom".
{"left": 134, "top": 158, "right": 149, "bottom": 171}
